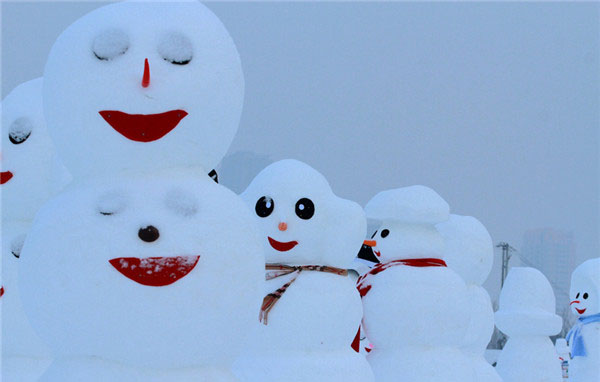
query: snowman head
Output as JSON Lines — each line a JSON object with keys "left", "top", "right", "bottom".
{"left": 436, "top": 214, "right": 494, "bottom": 285}
{"left": 364, "top": 186, "right": 449, "bottom": 263}
{"left": 1, "top": 78, "right": 68, "bottom": 221}
{"left": 19, "top": 172, "right": 263, "bottom": 368}
{"left": 569, "top": 258, "right": 600, "bottom": 317}
{"left": 43, "top": 1, "right": 243, "bottom": 179}
{"left": 241, "top": 159, "right": 366, "bottom": 268}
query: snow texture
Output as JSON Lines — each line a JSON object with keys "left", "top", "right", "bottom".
{"left": 42, "top": 1, "right": 244, "bottom": 179}
{"left": 495, "top": 267, "right": 563, "bottom": 382}
{"left": 364, "top": 185, "right": 449, "bottom": 224}
{"left": 568, "top": 257, "right": 600, "bottom": 382}
{"left": 236, "top": 159, "right": 373, "bottom": 382}
{"left": 18, "top": 171, "right": 264, "bottom": 378}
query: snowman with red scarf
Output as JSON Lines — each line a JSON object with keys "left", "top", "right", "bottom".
{"left": 358, "top": 185, "right": 475, "bottom": 382}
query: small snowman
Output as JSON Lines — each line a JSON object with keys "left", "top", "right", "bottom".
{"left": 566, "top": 257, "right": 600, "bottom": 382}
{"left": 495, "top": 267, "right": 563, "bottom": 382}
{"left": 18, "top": 2, "right": 263, "bottom": 380}
{"left": 235, "top": 159, "right": 374, "bottom": 382}
{"left": 358, "top": 186, "right": 474, "bottom": 382}
{"left": 437, "top": 214, "right": 502, "bottom": 382}
{"left": 1, "top": 78, "right": 69, "bottom": 381}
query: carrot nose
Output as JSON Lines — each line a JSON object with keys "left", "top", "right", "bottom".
{"left": 278, "top": 222, "right": 288, "bottom": 231}
{"left": 364, "top": 240, "right": 376, "bottom": 247}
{"left": 141, "top": 58, "right": 150, "bottom": 88}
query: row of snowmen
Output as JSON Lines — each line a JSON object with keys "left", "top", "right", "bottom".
{"left": 1, "top": 2, "right": 598, "bottom": 381}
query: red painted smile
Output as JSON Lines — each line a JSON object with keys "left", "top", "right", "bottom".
{"left": 109, "top": 256, "right": 200, "bottom": 287}
{"left": 576, "top": 308, "right": 587, "bottom": 315}
{"left": 268, "top": 237, "right": 298, "bottom": 252}
{"left": 1, "top": 171, "right": 13, "bottom": 185}
{"left": 99, "top": 110, "right": 188, "bottom": 142}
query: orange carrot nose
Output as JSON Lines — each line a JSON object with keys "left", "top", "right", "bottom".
{"left": 364, "top": 240, "right": 376, "bottom": 247}
{"left": 278, "top": 222, "right": 288, "bottom": 231}
{"left": 142, "top": 58, "right": 150, "bottom": 88}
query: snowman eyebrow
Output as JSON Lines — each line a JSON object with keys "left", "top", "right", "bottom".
{"left": 371, "top": 230, "right": 378, "bottom": 239}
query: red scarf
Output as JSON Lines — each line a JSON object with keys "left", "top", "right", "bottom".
{"left": 356, "top": 258, "right": 447, "bottom": 297}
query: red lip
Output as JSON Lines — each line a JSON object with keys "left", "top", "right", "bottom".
{"left": 99, "top": 110, "right": 188, "bottom": 142}
{"left": 576, "top": 308, "right": 587, "bottom": 315}
{"left": 268, "top": 237, "right": 298, "bottom": 252}
{"left": 1, "top": 171, "right": 13, "bottom": 185}
{"left": 109, "top": 256, "right": 200, "bottom": 287}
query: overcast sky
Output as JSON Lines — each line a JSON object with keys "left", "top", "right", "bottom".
{"left": 2, "top": 2, "right": 598, "bottom": 294}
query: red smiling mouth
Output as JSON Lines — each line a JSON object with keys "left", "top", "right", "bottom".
{"left": 1, "top": 171, "right": 13, "bottom": 185}
{"left": 576, "top": 308, "right": 587, "bottom": 315}
{"left": 268, "top": 237, "right": 298, "bottom": 252}
{"left": 99, "top": 110, "right": 188, "bottom": 142}
{"left": 109, "top": 256, "right": 200, "bottom": 287}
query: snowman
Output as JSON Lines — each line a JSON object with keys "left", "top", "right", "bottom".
{"left": 235, "top": 159, "right": 374, "bottom": 382}
{"left": 18, "top": 2, "right": 263, "bottom": 380}
{"left": 566, "top": 257, "right": 600, "bottom": 382}
{"left": 437, "top": 214, "right": 502, "bottom": 382}
{"left": 358, "top": 186, "right": 475, "bottom": 382}
{"left": 1, "top": 78, "right": 70, "bottom": 381}
{"left": 495, "top": 267, "right": 563, "bottom": 382}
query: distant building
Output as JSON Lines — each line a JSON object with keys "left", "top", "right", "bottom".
{"left": 520, "top": 228, "right": 577, "bottom": 321}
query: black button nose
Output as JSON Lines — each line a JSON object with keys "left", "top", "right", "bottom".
{"left": 138, "top": 225, "right": 159, "bottom": 242}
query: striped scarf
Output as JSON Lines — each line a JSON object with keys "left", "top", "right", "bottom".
{"left": 356, "top": 257, "right": 447, "bottom": 297}
{"left": 259, "top": 264, "right": 348, "bottom": 325}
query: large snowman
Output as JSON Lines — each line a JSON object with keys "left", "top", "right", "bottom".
{"left": 235, "top": 159, "right": 374, "bottom": 382}
{"left": 567, "top": 257, "right": 600, "bottom": 382}
{"left": 18, "top": 2, "right": 263, "bottom": 380}
{"left": 437, "top": 214, "right": 502, "bottom": 382}
{"left": 358, "top": 186, "right": 474, "bottom": 382}
{"left": 1, "top": 78, "right": 70, "bottom": 381}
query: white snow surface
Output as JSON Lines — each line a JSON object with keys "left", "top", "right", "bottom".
{"left": 371, "top": 220, "right": 445, "bottom": 262}
{"left": 437, "top": 214, "right": 494, "bottom": 286}
{"left": 18, "top": 170, "right": 264, "bottom": 376}
{"left": 42, "top": 1, "right": 244, "bottom": 179}
{"left": 364, "top": 185, "right": 450, "bottom": 224}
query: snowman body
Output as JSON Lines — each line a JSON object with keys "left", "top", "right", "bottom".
{"left": 361, "top": 186, "right": 474, "bottom": 382}
{"left": 236, "top": 159, "right": 373, "bottom": 382}
{"left": 495, "top": 267, "right": 563, "bottom": 382}
{"left": 567, "top": 258, "right": 600, "bottom": 382}
{"left": 1, "top": 78, "right": 69, "bottom": 381}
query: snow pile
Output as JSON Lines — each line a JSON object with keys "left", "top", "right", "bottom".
{"left": 495, "top": 267, "right": 563, "bottom": 382}
{"left": 1, "top": 78, "right": 69, "bottom": 381}
{"left": 567, "top": 257, "right": 600, "bottom": 382}
{"left": 437, "top": 214, "right": 501, "bottom": 382}
{"left": 43, "top": 1, "right": 244, "bottom": 179}
{"left": 361, "top": 186, "right": 475, "bottom": 382}
{"left": 235, "top": 159, "right": 373, "bottom": 382}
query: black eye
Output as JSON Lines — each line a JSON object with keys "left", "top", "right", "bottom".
{"left": 92, "top": 30, "right": 129, "bottom": 61}
{"left": 583, "top": 293, "right": 589, "bottom": 299}
{"left": 158, "top": 33, "right": 193, "bottom": 65}
{"left": 295, "top": 198, "right": 315, "bottom": 220}
{"left": 380, "top": 229, "right": 390, "bottom": 238}
{"left": 9, "top": 117, "right": 33, "bottom": 144}
{"left": 576, "top": 292, "right": 580, "bottom": 298}
{"left": 255, "top": 196, "right": 274, "bottom": 218}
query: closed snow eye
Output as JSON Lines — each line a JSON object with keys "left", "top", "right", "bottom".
{"left": 92, "top": 29, "right": 129, "bottom": 61}
{"left": 295, "top": 198, "right": 315, "bottom": 220}
{"left": 96, "top": 191, "right": 128, "bottom": 216}
{"left": 158, "top": 32, "right": 193, "bottom": 65}
{"left": 8, "top": 117, "right": 33, "bottom": 144}
{"left": 165, "top": 189, "right": 198, "bottom": 217}
{"left": 255, "top": 196, "right": 274, "bottom": 218}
